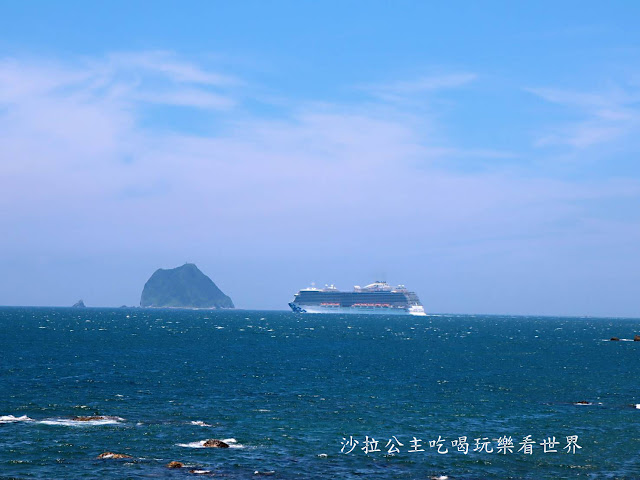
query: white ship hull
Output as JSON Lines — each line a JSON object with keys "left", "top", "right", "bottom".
{"left": 290, "top": 304, "right": 427, "bottom": 316}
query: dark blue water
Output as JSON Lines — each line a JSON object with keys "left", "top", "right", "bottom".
{"left": 1, "top": 307, "right": 639, "bottom": 479}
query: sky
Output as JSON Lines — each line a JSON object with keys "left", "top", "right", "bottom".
{"left": 1, "top": 1, "right": 639, "bottom": 316}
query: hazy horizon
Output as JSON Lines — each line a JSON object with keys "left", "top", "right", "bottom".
{"left": 1, "top": 1, "right": 639, "bottom": 317}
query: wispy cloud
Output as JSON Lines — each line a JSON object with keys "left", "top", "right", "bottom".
{"left": 363, "top": 72, "right": 477, "bottom": 103}
{"left": 104, "top": 51, "right": 238, "bottom": 86}
{"left": 133, "top": 88, "right": 236, "bottom": 110}
{"left": 527, "top": 85, "right": 640, "bottom": 149}
{"left": 0, "top": 51, "right": 238, "bottom": 114}
{"left": 0, "top": 52, "right": 634, "bottom": 240}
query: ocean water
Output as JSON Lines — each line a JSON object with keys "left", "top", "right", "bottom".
{"left": 1, "top": 307, "right": 639, "bottom": 479}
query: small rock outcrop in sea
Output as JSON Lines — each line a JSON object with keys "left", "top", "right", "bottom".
{"left": 72, "top": 299, "right": 86, "bottom": 308}
{"left": 203, "top": 439, "right": 230, "bottom": 448}
{"left": 573, "top": 401, "right": 591, "bottom": 405}
{"left": 73, "top": 416, "right": 112, "bottom": 421}
{"left": 97, "top": 452, "right": 132, "bottom": 459}
{"left": 610, "top": 337, "right": 620, "bottom": 341}
{"left": 167, "top": 461, "right": 184, "bottom": 468}
{"left": 634, "top": 335, "right": 640, "bottom": 341}
{"left": 140, "top": 263, "right": 234, "bottom": 309}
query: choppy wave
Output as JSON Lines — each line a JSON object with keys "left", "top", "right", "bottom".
{"left": 177, "top": 438, "right": 243, "bottom": 449}
{"left": 0, "top": 415, "right": 34, "bottom": 423}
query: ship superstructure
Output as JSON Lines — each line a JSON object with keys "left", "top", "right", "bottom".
{"left": 288, "top": 281, "right": 426, "bottom": 316}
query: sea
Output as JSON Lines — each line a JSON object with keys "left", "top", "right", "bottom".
{"left": 1, "top": 307, "right": 639, "bottom": 479}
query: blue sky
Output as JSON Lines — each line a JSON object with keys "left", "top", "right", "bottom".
{"left": 1, "top": 1, "right": 639, "bottom": 316}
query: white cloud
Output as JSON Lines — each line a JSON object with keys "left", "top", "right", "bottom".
{"left": 363, "top": 72, "right": 477, "bottom": 103}
{"left": 527, "top": 85, "right": 640, "bottom": 149}
{"left": 133, "top": 88, "right": 236, "bottom": 109}
{"left": 104, "top": 51, "right": 238, "bottom": 86}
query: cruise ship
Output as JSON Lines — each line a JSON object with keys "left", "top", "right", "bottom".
{"left": 288, "top": 281, "right": 426, "bottom": 316}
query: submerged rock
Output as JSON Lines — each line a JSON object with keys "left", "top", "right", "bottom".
{"left": 73, "top": 416, "right": 114, "bottom": 421}
{"left": 97, "top": 452, "right": 132, "bottom": 459}
{"left": 167, "top": 461, "right": 184, "bottom": 468}
{"left": 574, "top": 401, "right": 591, "bottom": 405}
{"left": 203, "top": 439, "right": 230, "bottom": 448}
{"left": 610, "top": 337, "right": 620, "bottom": 341}
{"left": 634, "top": 335, "right": 640, "bottom": 341}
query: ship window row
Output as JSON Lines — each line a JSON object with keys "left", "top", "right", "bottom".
{"left": 294, "top": 292, "right": 420, "bottom": 304}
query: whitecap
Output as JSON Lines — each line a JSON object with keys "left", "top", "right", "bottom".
{"left": 176, "top": 440, "right": 207, "bottom": 448}
{"left": 190, "top": 420, "right": 212, "bottom": 427}
{"left": 0, "top": 415, "right": 34, "bottom": 423}
{"left": 190, "top": 470, "right": 212, "bottom": 475}
{"left": 635, "top": 404, "right": 640, "bottom": 409}
{"left": 317, "top": 453, "right": 328, "bottom": 458}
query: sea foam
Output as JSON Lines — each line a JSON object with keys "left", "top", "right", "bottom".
{"left": 39, "top": 416, "right": 124, "bottom": 426}
{"left": 0, "top": 415, "right": 34, "bottom": 424}
{"left": 190, "top": 420, "right": 212, "bottom": 427}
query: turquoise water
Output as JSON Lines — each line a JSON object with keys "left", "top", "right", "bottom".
{"left": 1, "top": 307, "right": 639, "bottom": 479}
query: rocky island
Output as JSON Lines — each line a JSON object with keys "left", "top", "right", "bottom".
{"left": 140, "top": 263, "right": 234, "bottom": 309}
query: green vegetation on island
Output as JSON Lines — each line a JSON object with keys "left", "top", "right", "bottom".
{"left": 140, "top": 263, "right": 234, "bottom": 309}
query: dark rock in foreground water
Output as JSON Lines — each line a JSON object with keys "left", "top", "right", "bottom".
{"left": 634, "top": 335, "right": 640, "bottom": 341}
{"left": 140, "top": 263, "right": 234, "bottom": 309}
{"left": 610, "top": 337, "right": 620, "bottom": 341}
{"left": 167, "top": 461, "right": 184, "bottom": 468}
{"left": 203, "top": 439, "right": 230, "bottom": 448}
